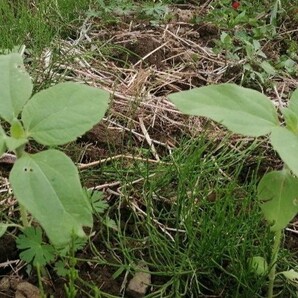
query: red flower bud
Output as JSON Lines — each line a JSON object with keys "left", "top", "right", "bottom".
{"left": 232, "top": 1, "right": 240, "bottom": 10}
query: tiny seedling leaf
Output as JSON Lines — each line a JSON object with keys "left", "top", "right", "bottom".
{"left": 270, "top": 127, "right": 298, "bottom": 177}
{"left": 22, "top": 82, "right": 110, "bottom": 146}
{"left": 103, "top": 217, "right": 118, "bottom": 231}
{"left": 10, "top": 149, "right": 93, "bottom": 247}
{"left": 10, "top": 118, "right": 26, "bottom": 139}
{"left": 54, "top": 260, "right": 69, "bottom": 277}
{"left": 89, "top": 191, "right": 109, "bottom": 214}
{"left": 16, "top": 227, "right": 55, "bottom": 267}
{"left": 249, "top": 256, "right": 268, "bottom": 276}
{"left": 0, "top": 223, "right": 8, "bottom": 237}
{"left": 0, "top": 53, "right": 33, "bottom": 123}
{"left": 258, "top": 170, "right": 298, "bottom": 231}
{"left": 168, "top": 84, "right": 279, "bottom": 137}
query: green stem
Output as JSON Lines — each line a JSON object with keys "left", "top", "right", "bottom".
{"left": 15, "top": 145, "right": 29, "bottom": 227}
{"left": 36, "top": 264, "right": 46, "bottom": 298}
{"left": 19, "top": 204, "right": 29, "bottom": 227}
{"left": 267, "top": 229, "right": 282, "bottom": 298}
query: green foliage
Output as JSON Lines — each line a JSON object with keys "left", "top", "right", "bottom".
{"left": 10, "top": 150, "right": 93, "bottom": 247}
{"left": 0, "top": 223, "right": 8, "bottom": 237}
{"left": 89, "top": 0, "right": 169, "bottom": 24}
{"left": 168, "top": 84, "right": 279, "bottom": 137}
{"left": 22, "top": 82, "right": 109, "bottom": 146}
{"left": 0, "top": 53, "right": 32, "bottom": 123}
{"left": 0, "top": 0, "right": 91, "bottom": 52}
{"left": 16, "top": 227, "right": 55, "bottom": 266}
{"left": 258, "top": 170, "right": 298, "bottom": 231}
{"left": 168, "top": 83, "right": 298, "bottom": 297}
{"left": 89, "top": 190, "right": 109, "bottom": 214}
{"left": 249, "top": 256, "right": 268, "bottom": 276}
{"left": 0, "top": 53, "right": 110, "bottom": 248}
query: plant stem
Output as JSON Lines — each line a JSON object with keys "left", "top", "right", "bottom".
{"left": 267, "top": 229, "right": 282, "bottom": 298}
{"left": 15, "top": 145, "right": 29, "bottom": 227}
{"left": 19, "top": 204, "right": 29, "bottom": 227}
{"left": 36, "top": 264, "right": 46, "bottom": 298}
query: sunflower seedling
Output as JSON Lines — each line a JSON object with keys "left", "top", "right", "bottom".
{"left": 168, "top": 83, "right": 298, "bottom": 298}
{"left": 0, "top": 53, "right": 109, "bottom": 248}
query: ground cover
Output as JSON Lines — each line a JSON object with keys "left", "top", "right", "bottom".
{"left": 0, "top": 0, "right": 298, "bottom": 297}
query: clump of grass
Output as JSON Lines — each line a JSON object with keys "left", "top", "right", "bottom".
{"left": 0, "top": 0, "right": 90, "bottom": 53}
{"left": 80, "top": 135, "right": 296, "bottom": 297}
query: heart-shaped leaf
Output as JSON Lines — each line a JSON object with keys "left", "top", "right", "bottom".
{"left": 10, "top": 149, "right": 93, "bottom": 247}
{"left": 258, "top": 170, "right": 298, "bottom": 231}
{"left": 168, "top": 83, "right": 279, "bottom": 137}
{"left": 22, "top": 82, "right": 109, "bottom": 146}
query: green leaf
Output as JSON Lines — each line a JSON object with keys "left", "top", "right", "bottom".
{"left": 280, "top": 269, "right": 298, "bottom": 284}
{"left": 288, "top": 89, "right": 298, "bottom": 115}
{"left": 282, "top": 108, "right": 298, "bottom": 134}
{"left": 10, "top": 149, "right": 93, "bottom": 247}
{"left": 5, "top": 136, "right": 28, "bottom": 151}
{"left": 281, "top": 88, "right": 298, "bottom": 134}
{"left": 260, "top": 61, "right": 276, "bottom": 75}
{"left": 54, "top": 260, "right": 69, "bottom": 277}
{"left": 258, "top": 170, "right": 298, "bottom": 231}
{"left": 103, "top": 217, "right": 117, "bottom": 231}
{"left": 10, "top": 118, "right": 26, "bottom": 139}
{"left": 22, "top": 82, "right": 109, "bottom": 146}
{"left": 270, "top": 127, "right": 298, "bottom": 176}
{"left": 88, "top": 190, "right": 108, "bottom": 214}
{"left": 249, "top": 256, "right": 268, "bottom": 276}
{"left": 0, "top": 223, "right": 8, "bottom": 237}
{"left": 0, "top": 53, "right": 33, "bottom": 123}
{"left": 0, "top": 126, "right": 7, "bottom": 156}
{"left": 16, "top": 227, "right": 55, "bottom": 266}
{"left": 168, "top": 84, "right": 279, "bottom": 137}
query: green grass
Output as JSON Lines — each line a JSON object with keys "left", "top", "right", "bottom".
{"left": 77, "top": 135, "right": 296, "bottom": 297}
{"left": 0, "top": 0, "right": 91, "bottom": 53}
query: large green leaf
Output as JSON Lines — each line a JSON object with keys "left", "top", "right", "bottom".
{"left": 270, "top": 127, "right": 298, "bottom": 177}
{"left": 168, "top": 83, "right": 279, "bottom": 137}
{"left": 0, "top": 53, "right": 33, "bottom": 123}
{"left": 10, "top": 149, "right": 93, "bottom": 247}
{"left": 257, "top": 170, "right": 298, "bottom": 231}
{"left": 22, "top": 82, "right": 110, "bottom": 146}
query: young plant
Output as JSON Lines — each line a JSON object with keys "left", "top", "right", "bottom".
{"left": 0, "top": 53, "right": 109, "bottom": 248}
{"left": 168, "top": 83, "right": 298, "bottom": 297}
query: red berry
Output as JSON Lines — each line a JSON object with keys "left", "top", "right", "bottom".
{"left": 232, "top": 1, "right": 240, "bottom": 9}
